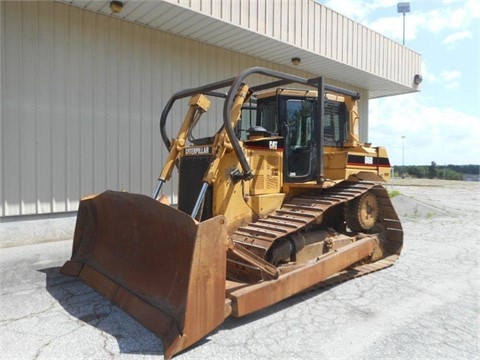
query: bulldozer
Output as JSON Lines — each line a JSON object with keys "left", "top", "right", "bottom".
{"left": 60, "top": 67, "right": 402, "bottom": 359}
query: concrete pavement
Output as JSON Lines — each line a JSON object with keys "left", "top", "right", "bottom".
{"left": 1, "top": 179, "right": 479, "bottom": 359}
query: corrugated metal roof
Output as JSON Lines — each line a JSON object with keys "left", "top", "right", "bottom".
{"left": 57, "top": 0, "right": 422, "bottom": 99}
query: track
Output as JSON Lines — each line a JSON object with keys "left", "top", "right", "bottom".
{"left": 229, "top": 181, "right": 403, "bottom": 284}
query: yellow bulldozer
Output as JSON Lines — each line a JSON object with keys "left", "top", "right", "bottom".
{"left": 61, "top": 67, "right": 402, "bottom": 359}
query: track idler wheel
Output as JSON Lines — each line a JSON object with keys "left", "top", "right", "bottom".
{"left": 346, "top": 191, "right": 379, "bottom": 232}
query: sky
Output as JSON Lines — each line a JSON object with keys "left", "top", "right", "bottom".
{"left": 318, "top": 0, "right": 480, "bottom": 166}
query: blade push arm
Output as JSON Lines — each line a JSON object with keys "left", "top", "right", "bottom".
{"left": 203, "top": 84, "right": 251, "bottom": 185}
{"left": 190, "top": 84, "right": 251, "bottom": 219}
{"left": 153, "top": 94, "right": 210, "bottom": 199}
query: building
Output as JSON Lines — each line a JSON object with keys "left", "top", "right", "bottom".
{"left": 0, "top": 0, "right": 422, "bottom": 217}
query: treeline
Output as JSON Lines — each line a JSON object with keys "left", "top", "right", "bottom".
{"left": 395, "top": 162, "right": 480, "bottom": 180}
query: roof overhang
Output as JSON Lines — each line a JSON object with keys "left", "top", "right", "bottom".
{"left": 58, "top": 0, "right": 422, "bottom": 99}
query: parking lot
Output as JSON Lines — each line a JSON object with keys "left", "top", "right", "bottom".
{"left": 1, "top": 179, "right": 479, "bottom": 359}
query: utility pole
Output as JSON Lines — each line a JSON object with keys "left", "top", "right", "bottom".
{"left": 397, "top": 2, "right": 410, "bottom": 45}
{"left": 401, "top": 136, "right": 406, "bottom": 178}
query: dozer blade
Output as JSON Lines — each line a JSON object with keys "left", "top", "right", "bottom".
{"left": 60, "top": 191, "right": 228, "bottom": 359}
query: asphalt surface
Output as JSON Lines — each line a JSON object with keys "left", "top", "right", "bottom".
{"left": 1, "top": 179, "right": 479, "bottom": 359}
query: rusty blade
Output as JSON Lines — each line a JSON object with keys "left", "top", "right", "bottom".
{"left": 60, "top": 191, "right": 228, "bottom": 359}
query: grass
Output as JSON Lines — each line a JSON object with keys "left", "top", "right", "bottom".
{"left": 388, "top": 189, "right": 401, "bottom": 198}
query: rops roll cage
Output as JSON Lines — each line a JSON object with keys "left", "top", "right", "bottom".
{"left": 157, "top": 67, "right": 360, "bottom": 198}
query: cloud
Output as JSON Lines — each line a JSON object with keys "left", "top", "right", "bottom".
{"left": 321, "top": 0, "right": 480, "bottom": 43}
{"left": 420, "top": 62, "right": 437, "bottom": 83}
{"left": 466, "top": 0, "right": 480, "bottom": 17}
{"left": 366, "top": 14, "right": 421, "bottom": 42}
{"left": 444, "top": 81, "right": 460, "bottom": 90}
{"left": 368, "top": 94, "right": 480, "bottom": 166}
{"left": 439, "top": 70, "right": 461, "bottom": 82}
{"left": 443, "top": 30, "right": 474, "bottom": 48}
{"left": 321, "top": 0, "right": 397, "bottom": 22}
{"left": 418, "top": 62, "right": 462, "bottom": 91}
{"left": 419, "top": 0, "right": 479, "bottom": 33}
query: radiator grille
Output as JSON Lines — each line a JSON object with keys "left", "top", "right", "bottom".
{"left": 178, "top": 155, "right": 213, "bottom": 220}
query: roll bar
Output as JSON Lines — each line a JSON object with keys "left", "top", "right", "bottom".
{"left": 159, "top": 67, "right": 361, "bottom": 182}
{"left": 159, "top": 77, "right": 236, "bottom": 150}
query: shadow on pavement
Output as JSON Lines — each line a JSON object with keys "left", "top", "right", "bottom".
{"left": 41, "top": 265, "right": 336, "bottom": 357}
{"left": 40, "top": 267, "right": 164, "bottom": 356}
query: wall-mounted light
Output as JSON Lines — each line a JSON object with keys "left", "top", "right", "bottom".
{"left": 110, "top": 1, "right": 124, "bottom": 14}
{"left": 413, "top": 74, "right": 423, "bottom": 85}
{"left": 291, "top": 57, "right": 301, "bottom": 66}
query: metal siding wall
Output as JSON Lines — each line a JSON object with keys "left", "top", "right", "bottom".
{"left": 0, "top": 1, "right": 3, "bottom": 217}
{"left": 359, "top": 89, "right": 369, "bottom": 143}
{"left": 1, "top": 1, "right": 167, "bottom": 215}
{"left": 6, "top": 0, "right": 367, "bottom": 216}
{"left": 173, "top": 0, "right": 419, "bottom": 89}
{"left": 3, "top": 1, "right": 23, "bottom": 216}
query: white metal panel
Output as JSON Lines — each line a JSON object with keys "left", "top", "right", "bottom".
{"left": 91, "top": 12, "right": 108, "bottom": 195}
{"left": 65, "top": 6, "right": 82, "bottom": 210}
{"left": 37, "top": 1, "right": 54, "bottom": 214}
{"left": 0, "top": 0, "right": 4, "bottom": 216}
{"left": 22, "top": 3, "right": 39, "bottom": 215}
{"left": 51, "top": 2, "right": 68, "bottom": 213}
{"left": 359, "top": 89, "right": 369, "bottom": 142}
{"left": 271, "top": 0, "right": 281, "bottom": 40}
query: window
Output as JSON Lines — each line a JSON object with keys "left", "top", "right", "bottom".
{"left": 256, "top": 100, "right": 278, "bottom": 135}
{"left": 286, "top": 99, "right": 314, "bottom": 149}
{"left": 324, "top": 101, "right": 348, "bottom": 146}
{"left": 285, "top": 99, "right": 316, "bottom": 178}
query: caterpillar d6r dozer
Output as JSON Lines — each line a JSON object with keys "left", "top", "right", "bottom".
{"left": 61, "top": 67, "right": 403, "bottom": 359}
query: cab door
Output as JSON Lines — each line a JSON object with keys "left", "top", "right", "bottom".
{"left": 283, "top": 98, "right": 317, "bottom": 183}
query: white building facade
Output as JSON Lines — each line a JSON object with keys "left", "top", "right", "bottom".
{"left": 0, "top": 0, "right": 422, "bottom": 217}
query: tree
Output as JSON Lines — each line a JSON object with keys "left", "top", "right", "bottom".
{"left": 428, "top": 161, "right": 438, "bottom": 179}
{"left": 444, "top": 168, "right": 463, "bottom": 180}
{"left": 407, "top": 166, "right": 427, "bottom": 178}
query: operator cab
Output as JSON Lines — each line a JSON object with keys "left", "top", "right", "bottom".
{"left": 247, "top": 89, "right": 349, "bottom": 183}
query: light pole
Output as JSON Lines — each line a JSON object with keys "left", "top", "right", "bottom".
{"left": 397, "top": 2, "right": 410, "bottom": 45}
{"left": 401, "top": 136, "right": 406, "bottom": 178}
